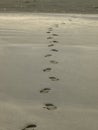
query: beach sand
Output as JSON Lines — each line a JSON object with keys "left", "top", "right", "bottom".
{"left": 0, "top": 13, "right": 98, "bottom": 130}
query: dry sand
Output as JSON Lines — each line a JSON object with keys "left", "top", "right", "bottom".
{"left": 0, "top": 13, "right": 98, "bottom": 130}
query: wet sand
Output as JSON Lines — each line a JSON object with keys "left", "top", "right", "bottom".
{"left": 0, "top": 0, "right": 98, "bottom": 14}
{"left": 0, "top": 13, "right": 98, "bottom": 130}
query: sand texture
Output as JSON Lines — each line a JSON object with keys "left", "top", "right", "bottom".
{"left": 0, "top": 0, "right": 98, "bottom": 13}
{"left": 0, "top": 13, "right": 98, "bottom": 130}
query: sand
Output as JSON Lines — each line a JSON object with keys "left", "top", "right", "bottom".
{"left": 0, "top": 13, "right": 98, "bottom": 130}
{"left": 0, "top": 0, "right": 98, "bottom": 14}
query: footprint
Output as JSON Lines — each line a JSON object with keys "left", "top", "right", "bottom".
{"left": 61, "top": 22, "right": 66, "bottom": 25}
{"left": 69, "top": 19, "right": 72, "bottom": 21}
{"left": 49, "top": 77, "right": 59, "bottom": 81}
{"left": 46, "top": 31, "right": 51, "bottom": 34}
{"left": 54, "top": 24, "right": 59, "bottom": 28}
{"left": 44, "top": 54, "right": 52, "bottom": 57}
{"left": 52, "top": 34, "right": 59, "bottom": 36}
{"left": 43, "top": 103, "right": 57, "bottom": 110}
{"left": 40, "top": 88, "right": 51, "bottom": 93}
{"left": 49, "top": 41, "right": 53, "bottom": 43}
{"left": 24, "top": 1, "right": 30, "bottom": 3}
{"left": 43, "top": 68, "right": 52, "bottom": 72}
{"left": 22, "top": 124, "right": 37, "bottom": 130}
{"left": 51, "top": 49, "right": 59, "bottom": 52}
{"left": 50, "top": 60, "right": 59, "bottom": 64}
{"left": 48, "top": 44, "right": 54, "bottom": 47}
{"left": 93, "top": 6, "right": 98, "bottom": 9}
{"left": 48, "top": 27, "right": 53, "bottom": 31}
{"left": 47, "top": 37, "right": 53, "bottom": 40}
{"left": 53, "top": 40, "right": 59, "bottom": 43}
{"left": 48, "top": 27, "right": 52, "bottom": 29}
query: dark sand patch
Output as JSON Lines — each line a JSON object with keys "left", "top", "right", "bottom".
{"left": 0, "top": 0, "right": 98, "bottom": 14}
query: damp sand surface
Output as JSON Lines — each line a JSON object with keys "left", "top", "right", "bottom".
{"left": 1, "top": 0, "right": 98, "bottom": 14}
{"left": 0, "top": 13, "right": 98, "bottom": 130}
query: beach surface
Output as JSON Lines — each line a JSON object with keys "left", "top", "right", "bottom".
{"left": 0, "top": 13, "right": 98, "bottom": 130}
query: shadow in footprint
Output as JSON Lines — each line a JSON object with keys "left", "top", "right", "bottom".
{"left": 48, "top": 44, "right": 54, "bottom": 47}
{"left": 51, "top": 49, "right": 59, "bottom": 52}
{"left": 24, "top": 0, "right": 34, "bottom": 4}
{"left": 46, "top": 31, "right": 51, "bottom": 34}
{"left": 49, "top": 77, "right": 59, "bottom": 81}
{"left": 69, "top": 19, "right": 72, "bottom": 21}
{"left": 40, "top": 88, "right": 51, "bottom": 94}
{"left": 53, "top": 40, "right": 59, "bottom": 43}
{"left": 22, "top": 124, "right": 37, "bottom": 130}
{"left": 43, "top": 68, "right": 52, "bottom": 72}
{"left": 50, "top": 60, "right": 59, "bottom": 64}
{"left": 61, "top": 22, "right": 66, "bottom": 25}
{"left": 52, "top": 34, "right": 59, "bottom": 36}
{"left": 48, "top": 28, "right": 53, "bottom": 31}
{"left": 47, "top": 37, "right": 53, "bottom": 40}
{"left": 43, "top": 103, "right": 57, "bottom": 110}
{"left": 44, "top": 54, "right": 52, "bottom": 57}
{"left": 54, "top": 24, "right": 59, "bottom": 28}
{"left": 93, "top": 6, "right": 98, "bottom": 9}
{"left": 49, "top": 41, "right": 53, "bottom": 43}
